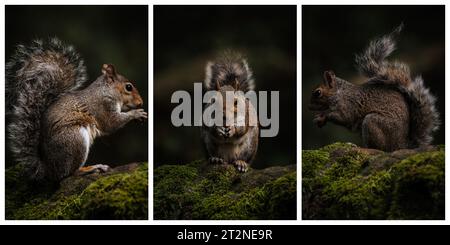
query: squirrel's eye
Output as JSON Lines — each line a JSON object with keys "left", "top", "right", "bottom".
{"left": 125, "top": 83, "right": 133, "bottom": 92}
{"left": 211, "top": 98, "right": 216, "bottom": 104}
{"left": 313, "top": 89, "right": 322, "bottom": 97}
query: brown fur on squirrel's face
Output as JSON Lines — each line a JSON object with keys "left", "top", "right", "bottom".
{"left": 309, "top": 70, "right": 337, "bottom": 112}
{"left": 208, "top": 82, "right": 249, "bottom": 141}
{"left": 102, "top": 64, "right": 144, "bottom": 112}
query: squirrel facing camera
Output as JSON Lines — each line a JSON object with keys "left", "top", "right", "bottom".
{"left": 201, "top": 52, "right": 259, "bottom": 173}
{"left": 6, "top": 38, "right": 147, "bottom": 182}
{"left": 309, "top": 25, "right": 440, "bottom": 152}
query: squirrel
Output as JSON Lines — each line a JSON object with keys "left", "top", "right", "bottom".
{"left": 201, "top": 52, "right": 259, "bottom": 172}
{"left": 6, "top": 38, "right": 148, "bottom": 182}
{"left": 309, "top": 25, "right": 440, "bottom": 152}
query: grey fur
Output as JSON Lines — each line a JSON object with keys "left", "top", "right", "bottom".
{"left": 6, "top": 38, "right": 88, "bottom": 180}
{"left": 310, "top": 25, "right": 440, "bottom": 151}
{"left": 355, "top": 24, "right": 439, "bottom": 147}
{"left": 201, "top": 52, "right": 259, "bottom": 172}
{"left": 355, "top": 24, "right": 403, "bottom": 79}
{"left": 6, "top": 38, "right": 146, "bottom": 181}
{"left": 204, "top": 51, "right": 255, "bottom": 92}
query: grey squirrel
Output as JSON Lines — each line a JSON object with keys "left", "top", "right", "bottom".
{"left": 201, "top": 52, "right": 259, "bottom": 172}
{"left": 6, "top": 38, "right": 147, "bottom": 182}
{"left": 309, "top": 25, "right": 440, "bottom": 151}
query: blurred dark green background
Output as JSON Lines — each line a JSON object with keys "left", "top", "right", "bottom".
{"left": 5, "top": 5, "right": 148, "bottom": 167}
{"left": 154, "top": 5, "right": 297, "bottom": 169}
{"left": 302, "top": 5, "right": 445, "bottom": 149}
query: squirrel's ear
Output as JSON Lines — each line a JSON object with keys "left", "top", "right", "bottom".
{"left": 323, "top": 70, "right": 336, "bottom": 88}
{"left": 233, "top": 79, "right": 240, "bottom": 91}
{"left": 102, "top": 64, "right": 117, "bottom": 78}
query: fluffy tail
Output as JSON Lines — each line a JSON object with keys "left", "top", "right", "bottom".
{"left": 6, "top": 38, "right": 87, "bottom": 180}
{"left": 355, "top": 25, "right": 440, "bottom": 147}
{"left": 204, "top": 51, "right": 255, "bottom": 92}
{"left": 403, "top": 76, "right": 440, "bottom": 146}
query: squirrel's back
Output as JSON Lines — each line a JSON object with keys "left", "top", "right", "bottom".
{"left": 6, "top": 38, "right": 87, "bottom": 180}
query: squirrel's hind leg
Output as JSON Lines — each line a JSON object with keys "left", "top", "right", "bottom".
{"left": 362, "top": 114, "right": 406, "bottom": 151}
{"left": 362, "top": 114, "right": 388, "bottom": 150}
{"left": 209, "top": 157, "right": 226, "bottom": 165}
{"left": 43, "top": 126, "right": 109, "bottom": 181}
{"left": 75, "top": 164, "right": 110, "bottom": 176}
{"left": 75, "top": 126, "right": 111, "bottom": 176}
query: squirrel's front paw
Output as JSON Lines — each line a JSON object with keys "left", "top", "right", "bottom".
{"left": 209, "top": 157, "right": 225, "bottom": 165}
{"left": 129, "top": 109, "right": 148, "bottom": 121}
{"left": 234, "top": 160, "right": 249, "bottom": 173}
{"left": 313, "top": 113, "right": 327, "bottom": 128}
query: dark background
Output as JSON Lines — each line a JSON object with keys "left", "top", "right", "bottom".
{"left": 154, "top": 5, "right": 297, "bottom": 168}
{"left": 5, "top": 5, "right": 148, "bottom": 167}
{"left": 302, "top": 5, "right": 445, "bottom": 149}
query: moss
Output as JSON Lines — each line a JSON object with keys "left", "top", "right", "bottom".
{"left": 153, "top": 164, "right": 201, "bottom": 219}
{"left": 154, "top": 162, "right": 296, "bottom": 220}
{"left": 303, "top": 142, "right": 445, "bottom": 220}
{"left": 77, "top": 163, "right": 148, "bottom": 219}
{"left": 321, "top": 170, "right": 392, "bottom": 219}
{"left": 302, "top": 150, "right": 329, "bottom": 178}
{"left": 388, "top": 151, "right": 445, "bottom": 219}
{"left": 7, "top": 163, "right": 148, "bottom": 220}
{"left": 321, "top": 142, "right": 356, "bottom": 152}
{"left": 263, "top": 172, "right": 297, "bottom": 219}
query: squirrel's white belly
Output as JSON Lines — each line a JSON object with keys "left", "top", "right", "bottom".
{"left": 79, "top": 125, "right": 100, "bottom": 167}
{"left": 79, "top": 127, "right": 90, "bottom": 166}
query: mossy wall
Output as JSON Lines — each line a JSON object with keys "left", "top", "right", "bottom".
{"left": 6, "top": 163, "right": 148, "bottom": 220}
{"left": 154, "top": 161, "right": 297, "bottom": 220}
{"left": 303, "top": 143, "right": 444, "bottom": 220}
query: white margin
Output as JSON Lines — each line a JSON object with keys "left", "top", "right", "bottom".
{"left": 0, "top": 0, "right": 447, "bottom": 226}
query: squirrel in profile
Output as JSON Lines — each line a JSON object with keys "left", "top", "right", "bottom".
{"left": 6, "top": 38, "right": 147, "bottom": 182}
{"left": 201, "top": 52, "right": 259, "bottom": 172}
{"left": 309, "top": 25, "right": 440, "bottom": 152}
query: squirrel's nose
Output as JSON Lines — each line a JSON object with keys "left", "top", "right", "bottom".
{"left": 135, "top": 100, "right": 143, "bottom": 108}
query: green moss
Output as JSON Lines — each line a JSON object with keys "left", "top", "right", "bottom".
{"left": 153, "top": 164, "right": 201, "bottom": 219}
{"left": 389, "top": 151, "right": 445, "bottom": 219}
{"left": 154, "top": 162, "right": 296, "bottom": 220}
{"left": 321, "top": 170, "right": 392, "bottom": 219}
{"left": 263, "top": 172, "right": 297, "bottom": 219}
{"left": 8, "top": 163, "right": 148, "bottom": 220}
{"left": 302, "top": 150, "right": 329, "bottom": 178}
{"left": 303, "top": 142, "right": 445, "bottom": 220}
{"left": 78, "top": 163, "right": 148, "bottom": 219}
{"left": 13, "top": 195, "right": 82, "bottom": 220}
{"left": 321, "top": 142, "right": 356, "bottom": 152}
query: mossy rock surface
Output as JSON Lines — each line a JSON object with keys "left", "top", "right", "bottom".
{"left": 6, "top": 162, "right": 148, "bottom": 220}
{"left": 303, "top": 143, "right": 444, "bottom": 220}
{"left": 154, "top": 160, "right": 296, "bottom": 220}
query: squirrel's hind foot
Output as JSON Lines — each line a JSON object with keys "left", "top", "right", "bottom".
{"left": 234, "top": 160, "right": 249, "bottom": 173}
{"left": 209, "top": 157, "right": 226, "bottom": 165}
{"left": 75, "top": 164, "right": 111, "bottom": 176}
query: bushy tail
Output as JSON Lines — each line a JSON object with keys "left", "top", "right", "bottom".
{"left": 6, "top": 38, "right": 87, "bottom": 180}
{"left": 403, "top": 76, "right": 440, "bottom": 147}
{"left": 355, "top": 25, "right": 440, "bottom": 147}
{"left": 204, "top": 51, "right": 255, "bottom": 92}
